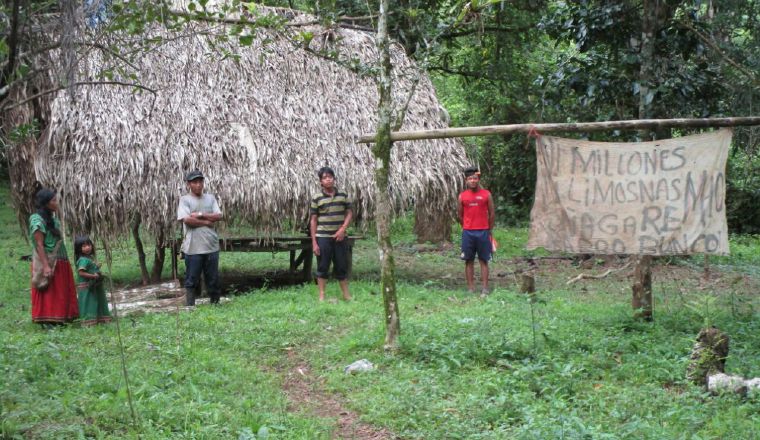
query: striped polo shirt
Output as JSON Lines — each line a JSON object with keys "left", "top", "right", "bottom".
{"left": 310, "top": 189, "right": 352, "bottom": 237}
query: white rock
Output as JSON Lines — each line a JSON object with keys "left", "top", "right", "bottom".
{"left": 344, "top": 359, "right": 375, "bottom": 374}
{"left": 746, "top": 378, "right": 760, "bottom": 390}
{"left": 707, "top": 373, "right": 748, "bottom": 394}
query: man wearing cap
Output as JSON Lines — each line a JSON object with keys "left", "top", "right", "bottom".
{"left": 310, "top": 166, "right": 353, "bottom": 301}
{"left": 177, "top": 170, "right": 223, "bottom": 305}
{"left": 458, "top": 166, "right": 495, "bottom": 295}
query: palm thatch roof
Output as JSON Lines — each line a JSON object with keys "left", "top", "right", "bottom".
{"left": 7, "top": 4, "right": 468, "bottom": 241}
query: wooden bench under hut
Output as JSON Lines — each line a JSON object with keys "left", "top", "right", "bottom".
{"left": 167, "top": 235, "right": 363, "bottom": 282}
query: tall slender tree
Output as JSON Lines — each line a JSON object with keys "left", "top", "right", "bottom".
{"left": 373, "top": 0, "right": 400, "bottom": 349}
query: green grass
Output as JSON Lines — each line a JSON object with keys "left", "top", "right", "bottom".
{"left": 1, "top": 185, "right": 759, "bottom": 439}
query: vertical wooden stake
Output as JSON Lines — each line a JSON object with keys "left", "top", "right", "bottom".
{"left": 520, "top": 274, "right": 535, "bottom": 294}
{"left": 632, "top": 255, "right": 653, "bottom": 321}
{"left": 170, "top": 240, "right": 178, "bottom": 281}
{"left": 132, "top": 215, "right": 149, "bottom": 286}
{"left": 151, "top": 230, "right": 166, "bottom": 283}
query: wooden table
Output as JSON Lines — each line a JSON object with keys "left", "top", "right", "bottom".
{"left": 169, "top": 236, "right": 361, "bottom": 282}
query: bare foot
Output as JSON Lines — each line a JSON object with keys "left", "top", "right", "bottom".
{"left": 342, "top": 294, "right": 352, "bottom": 301}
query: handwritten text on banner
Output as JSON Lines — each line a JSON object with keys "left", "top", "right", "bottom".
{"left": 526, "top": 129, "right": 731, "bottom": 255}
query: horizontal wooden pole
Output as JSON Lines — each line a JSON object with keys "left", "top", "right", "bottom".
{"left": 357, "top": 117, "right": 760, "bottom": 143}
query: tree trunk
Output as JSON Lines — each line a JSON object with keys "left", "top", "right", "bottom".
{"left": 638, "top": 0, "right": 657, "bottom": 137}
{"left": 132, "top": 215, "right": 150, "bottom": 286}
{"left": 375, "top": 0, "right": 400, "bottom": 350}
{"left": 630, "top": 1, "right": 669, "bottom": 320}
{"left": 150, "top": 230, "right": 166, "bottom": 283}
{"left": 414, "top": 200, "right": 451, "bottom": 243}
{"left": 0, "top": 0, "right": 20, "bottom": 101}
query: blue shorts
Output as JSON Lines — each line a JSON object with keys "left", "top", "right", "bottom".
{"left": 461, "top": 230, "right": 492, "bottom": 262}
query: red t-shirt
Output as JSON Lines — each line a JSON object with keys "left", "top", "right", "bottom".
{"left": 459, "top": 188, "right": 491, "bottom": 230}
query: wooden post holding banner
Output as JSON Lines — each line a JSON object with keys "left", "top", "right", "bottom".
{"left": 520, "top": 274, "right": 536, "bottom": 294}
{"left": 632, "top": 255, "right": 653, "bottom": 321}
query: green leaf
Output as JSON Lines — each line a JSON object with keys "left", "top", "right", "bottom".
{"left": 244, "top": 2, "right": 257, "bottom": 13}
{"left": 15, "top": 63, "right": 30, "bottom": 78}
{"left": 257, "top": 426, "right": 270, "bottom": 439}
{"left": 298, "top": 31, "right": 314, "bottom": 47}
{"left": 239, "top": 35, "right": 254, "bottom": 46}
{"left": 237, "top": 428, "right": 255, "bottom": 440}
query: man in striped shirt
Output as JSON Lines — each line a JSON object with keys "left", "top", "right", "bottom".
{"left": 310, "top": 167, "right": 353, "bottom": 301}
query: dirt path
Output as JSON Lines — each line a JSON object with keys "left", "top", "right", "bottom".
{"left": 279, "top": 349, "right": 397, "bottom": 440}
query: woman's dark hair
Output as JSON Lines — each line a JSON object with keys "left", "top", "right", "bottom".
{"left": 74, "top": 235, "right": 95, "bottom": 261}
{"left": 34, "top": 188, "right": 61, "bottom": 238}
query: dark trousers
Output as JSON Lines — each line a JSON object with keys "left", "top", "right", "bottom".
{"left": 184, "top": 251, "right": 220, "bottom": 305}
{"left": 315, "top": 237, "right": 349, "bottom": 280}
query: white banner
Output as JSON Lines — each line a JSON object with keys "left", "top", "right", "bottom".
{"left": 527, "top": 129, "right": 731, "bottom": 255}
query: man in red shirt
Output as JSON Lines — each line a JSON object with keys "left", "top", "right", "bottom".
{"left": 458, "top": 166, "right": 496, "bottom": 295}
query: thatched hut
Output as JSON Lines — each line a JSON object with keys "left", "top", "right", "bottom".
{"left": 6, "top": 5, "right": 468, "bottom": 245}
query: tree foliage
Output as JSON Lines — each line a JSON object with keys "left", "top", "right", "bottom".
{"left": 2, "top": 0, "right": 759, "bottom": 232}
{"left": 386, "top": 0, "right": 760, "bottom": 230}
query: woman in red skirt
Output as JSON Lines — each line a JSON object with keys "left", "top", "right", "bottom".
{"left": 30, "top": 188, "right": 79, "bottom": 325}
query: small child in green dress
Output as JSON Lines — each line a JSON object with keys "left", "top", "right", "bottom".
{"left": 74, "top": 236, "right": 112, "bottom": 326}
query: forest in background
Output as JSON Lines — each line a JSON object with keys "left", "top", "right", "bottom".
{"left": 287, "top": 0, "right": 760, "bottom": 230}
{"left": 2, "top": 1, "right": 759, "bottom": 234}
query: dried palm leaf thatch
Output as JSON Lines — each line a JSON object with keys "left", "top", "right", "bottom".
{"left": 4, "top": 67, "right": 60, "bottom": 232}
{"left": 8, "top": 6, "right": 468, "bottom": 241}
